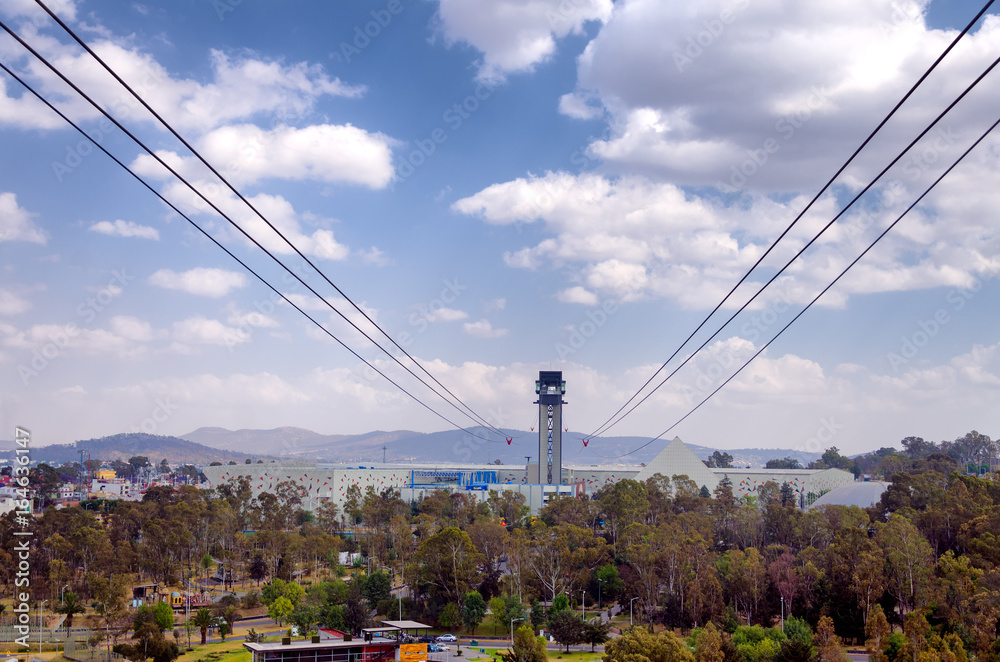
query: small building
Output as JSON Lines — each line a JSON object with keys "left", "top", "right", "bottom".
{"left": 95, "top": 469, "right": 117, "bottom": 481}
{"left": 244, "top": 638, "right": 397, "bottom": 662}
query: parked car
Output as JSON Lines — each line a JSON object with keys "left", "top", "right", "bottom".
{"left": 436, "top": 634, "right": 457, "bottom": 642}
{"left": 428, "top": 644, "right": 444, "bottom": 652}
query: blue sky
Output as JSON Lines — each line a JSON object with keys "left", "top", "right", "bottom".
{"left": 1, "top": 0, "right": 999, "bottom": 458}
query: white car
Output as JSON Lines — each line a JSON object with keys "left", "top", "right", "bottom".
{"left": 436, "top": 634, "right": 457, "bottom": 642}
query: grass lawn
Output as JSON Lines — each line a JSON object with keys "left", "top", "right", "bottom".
{"left": 178, "top": 638, "right": 251, "bottom": 662}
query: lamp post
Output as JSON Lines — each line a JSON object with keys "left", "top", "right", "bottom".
{"left": 780, "top": 596, "right": 784, "bottom": 630}
{"left": 39, "top": 599, "right": 48, "bottom": 653}
{"left": 597, "top": 579, "right": 605, "bottom": 611}
{"left": 510, "top": 617, "right": 524, "bottom": 645}
{"left": 581, "top": 590, "right": 586, "bottom": 620}
{"left": 61, "top": 584, "right": 70, "bottom": 603}
{"left": 629, "top": 597, "right": 639, "bottom": 626}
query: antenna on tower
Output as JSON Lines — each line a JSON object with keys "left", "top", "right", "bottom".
{"left": 382, "top": 445, "right": 387, "bottom": 464}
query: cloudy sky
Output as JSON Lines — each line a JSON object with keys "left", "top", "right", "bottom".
{"left": 1, "top": 0, "right": 999, "bottom": 460}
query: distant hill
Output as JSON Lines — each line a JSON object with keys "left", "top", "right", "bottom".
{"left": 181, "top": 426, "right": 822, "bottom": 467}
{"left": 0, "top": 433, "right": 272, "bottom": 465}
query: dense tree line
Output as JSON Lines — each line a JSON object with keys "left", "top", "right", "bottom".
{"left": 1, "top": 430, "right": 997, "bottom": 662}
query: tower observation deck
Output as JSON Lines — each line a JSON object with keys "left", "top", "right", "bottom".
{"left": 535, "top": 371, "right": 566, "bottom": 485}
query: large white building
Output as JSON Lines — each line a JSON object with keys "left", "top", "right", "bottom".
{"left": 200, "top": 437, "right": 854, "bottom": 513}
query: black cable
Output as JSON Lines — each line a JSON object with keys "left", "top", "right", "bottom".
{"left": 614, "top": 111, "right": 1000, "bottom": 459}
{"left": 591, "top": 51, "right": 1000, "bottom": 439}
{"left": 588, "top": 0, "right": 997, "bottom": 438}
{"left": 0, "top": 18, "right": 501, "bottom": 439}
{"left": 0, "top": 57, "right": 500, "bottom": 442}
{"left": 31, "top": 0, "right": 505, "bottom": 438}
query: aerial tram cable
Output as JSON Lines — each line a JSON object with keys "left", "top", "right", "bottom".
{"left": 27, "top": 0, "right": 509, "bottom": 440}
{"left": 0, "top": 58, "right": 500, "bottom": 444}
{"left": 609, "top": 109, "right": 1000, "bottom": 459}
{"left": 589, "top": 43, "right": 1000, "bottom": 439}
{"left": 0, "top": 18, "right": 504, "bottom": 439}
{"left": 585, "top": 0, "right": 997, "bottom": 439}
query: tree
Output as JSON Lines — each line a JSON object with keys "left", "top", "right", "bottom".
{"left": 604, "top": 626, "right": 695, "bottom": 662}
{"left": 440, "top": 603, "right": 461, "bottom": 630}
{"left": 191, "top": 608, "right": 214, "bottom": 646}
{"left": 363, "top": 570, "right": 392, "bottom": 609}
{"left": 462, "top": 591, "right": 486, "bottom": 634}
{"left": 583, "top": 618, "right": 610, "bottom": 652}
{"left": 695, "top": 623, "right": 725, "bottom": 662}
{"left": 707, "top": 452, "right": 734, "bottom": 469}
{"left": 290, "top": 606, "right": 316, "bottom": 639}
{"left": 766, "top": 458, "right": 802, "bottom": 470}
{"left": 56, "top": 592, "right": 86, "bottom": 630}
{"left": 116, "top": 608, "right": 180, "bottom": 662}
{"left": 153, "top": 601, "right": 175, "bottom": 631}
{"left": 549, "top": 610, "right": 585, "bottom": 653}
{"left": 779, "top": 483, "right": 797, "bottom": 507}
{"left": 501, "top": 624, "right": 548, "bottom": 662}
{"left": 268, "top": 597, "right": 294, "bottom": 626}
{"left": 865, "top": 605, "right": 891, "bottom": 662}
{"left": 815, "top": 616, "right": 849, "bottom": 662}
{"left": 550, "top": 593, "right": 570, "bottom": 616}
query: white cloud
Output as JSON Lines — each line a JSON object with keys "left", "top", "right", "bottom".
{"left": 564, "top": 0, "right": 1000, "bottom": 191}
{"left": 558, "top": 92, "right": 602, "bottom": 120}
{"left": 42, "top": 44, "right": 363, "bottom": 133}
{"left": 89, "top": 219, "right": 160, "bottom": 240}
{"left": 226, "top": 309, "right": 280, "bottom": 330}
{"left": 131, "top": 123, "right": 395, "bottom": 189}
{"left": 0, "top": 288, "right": 32, "bottom": 315}
{"left": 1, "top": 0, "right": 77, "bottom": 20}
{"left": 422, "top": 307, "right": 468, "bottom": 323}
{"left": 108, "top": 315, "right": 162, "bottom": 342}
{"left": 171, "top": 316, "right": 249, "bottom": 347}
{"left": 149, "top": 183, "right": 352, "bottom": 261}
{"left": 148, "top": 267, "right": 247, "bottom": 298}
{"left": 485, "top": 297, "right": 507, "bottom": 311}
{"left": 557, "top": 286, "right": 599, "bottom": 306}
{"left": 463, "top": 319, "right": 509, "bottom": 338}
{"left": 0, "top": 77, "right": 68, "bottom": 130}
{"left": 454, "top": 170, "right": 1000, "bottom": 307}
{"left": 435, "top": 0, "right": 613, "bottom": 81}
{"left": 0, "top": 192, "right": 47, "bottom": 244}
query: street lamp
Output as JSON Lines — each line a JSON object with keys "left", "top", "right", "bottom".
{"left": 780, "top": 596, "right": 785, "bottom": 630}
{"left": 61, "top": 584, "right": 70, "bottom": 603}
{"left": 39, "top": 599, "right": 48, "bottom": 654}
{"left": 581, "top": 590, "right": 586, "bottom": 620}
{"left": 629, "top": 597, "right": 639, "bottom": 626}
{"left": 597, "top": 579, "right": 605, "bottom": 611}
{"left": 510, "top": 617, "right": 524, "bottom": 645}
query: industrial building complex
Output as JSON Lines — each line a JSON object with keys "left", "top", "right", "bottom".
{"left": 202, "top": 371, "right": 855, "bottom": 512}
